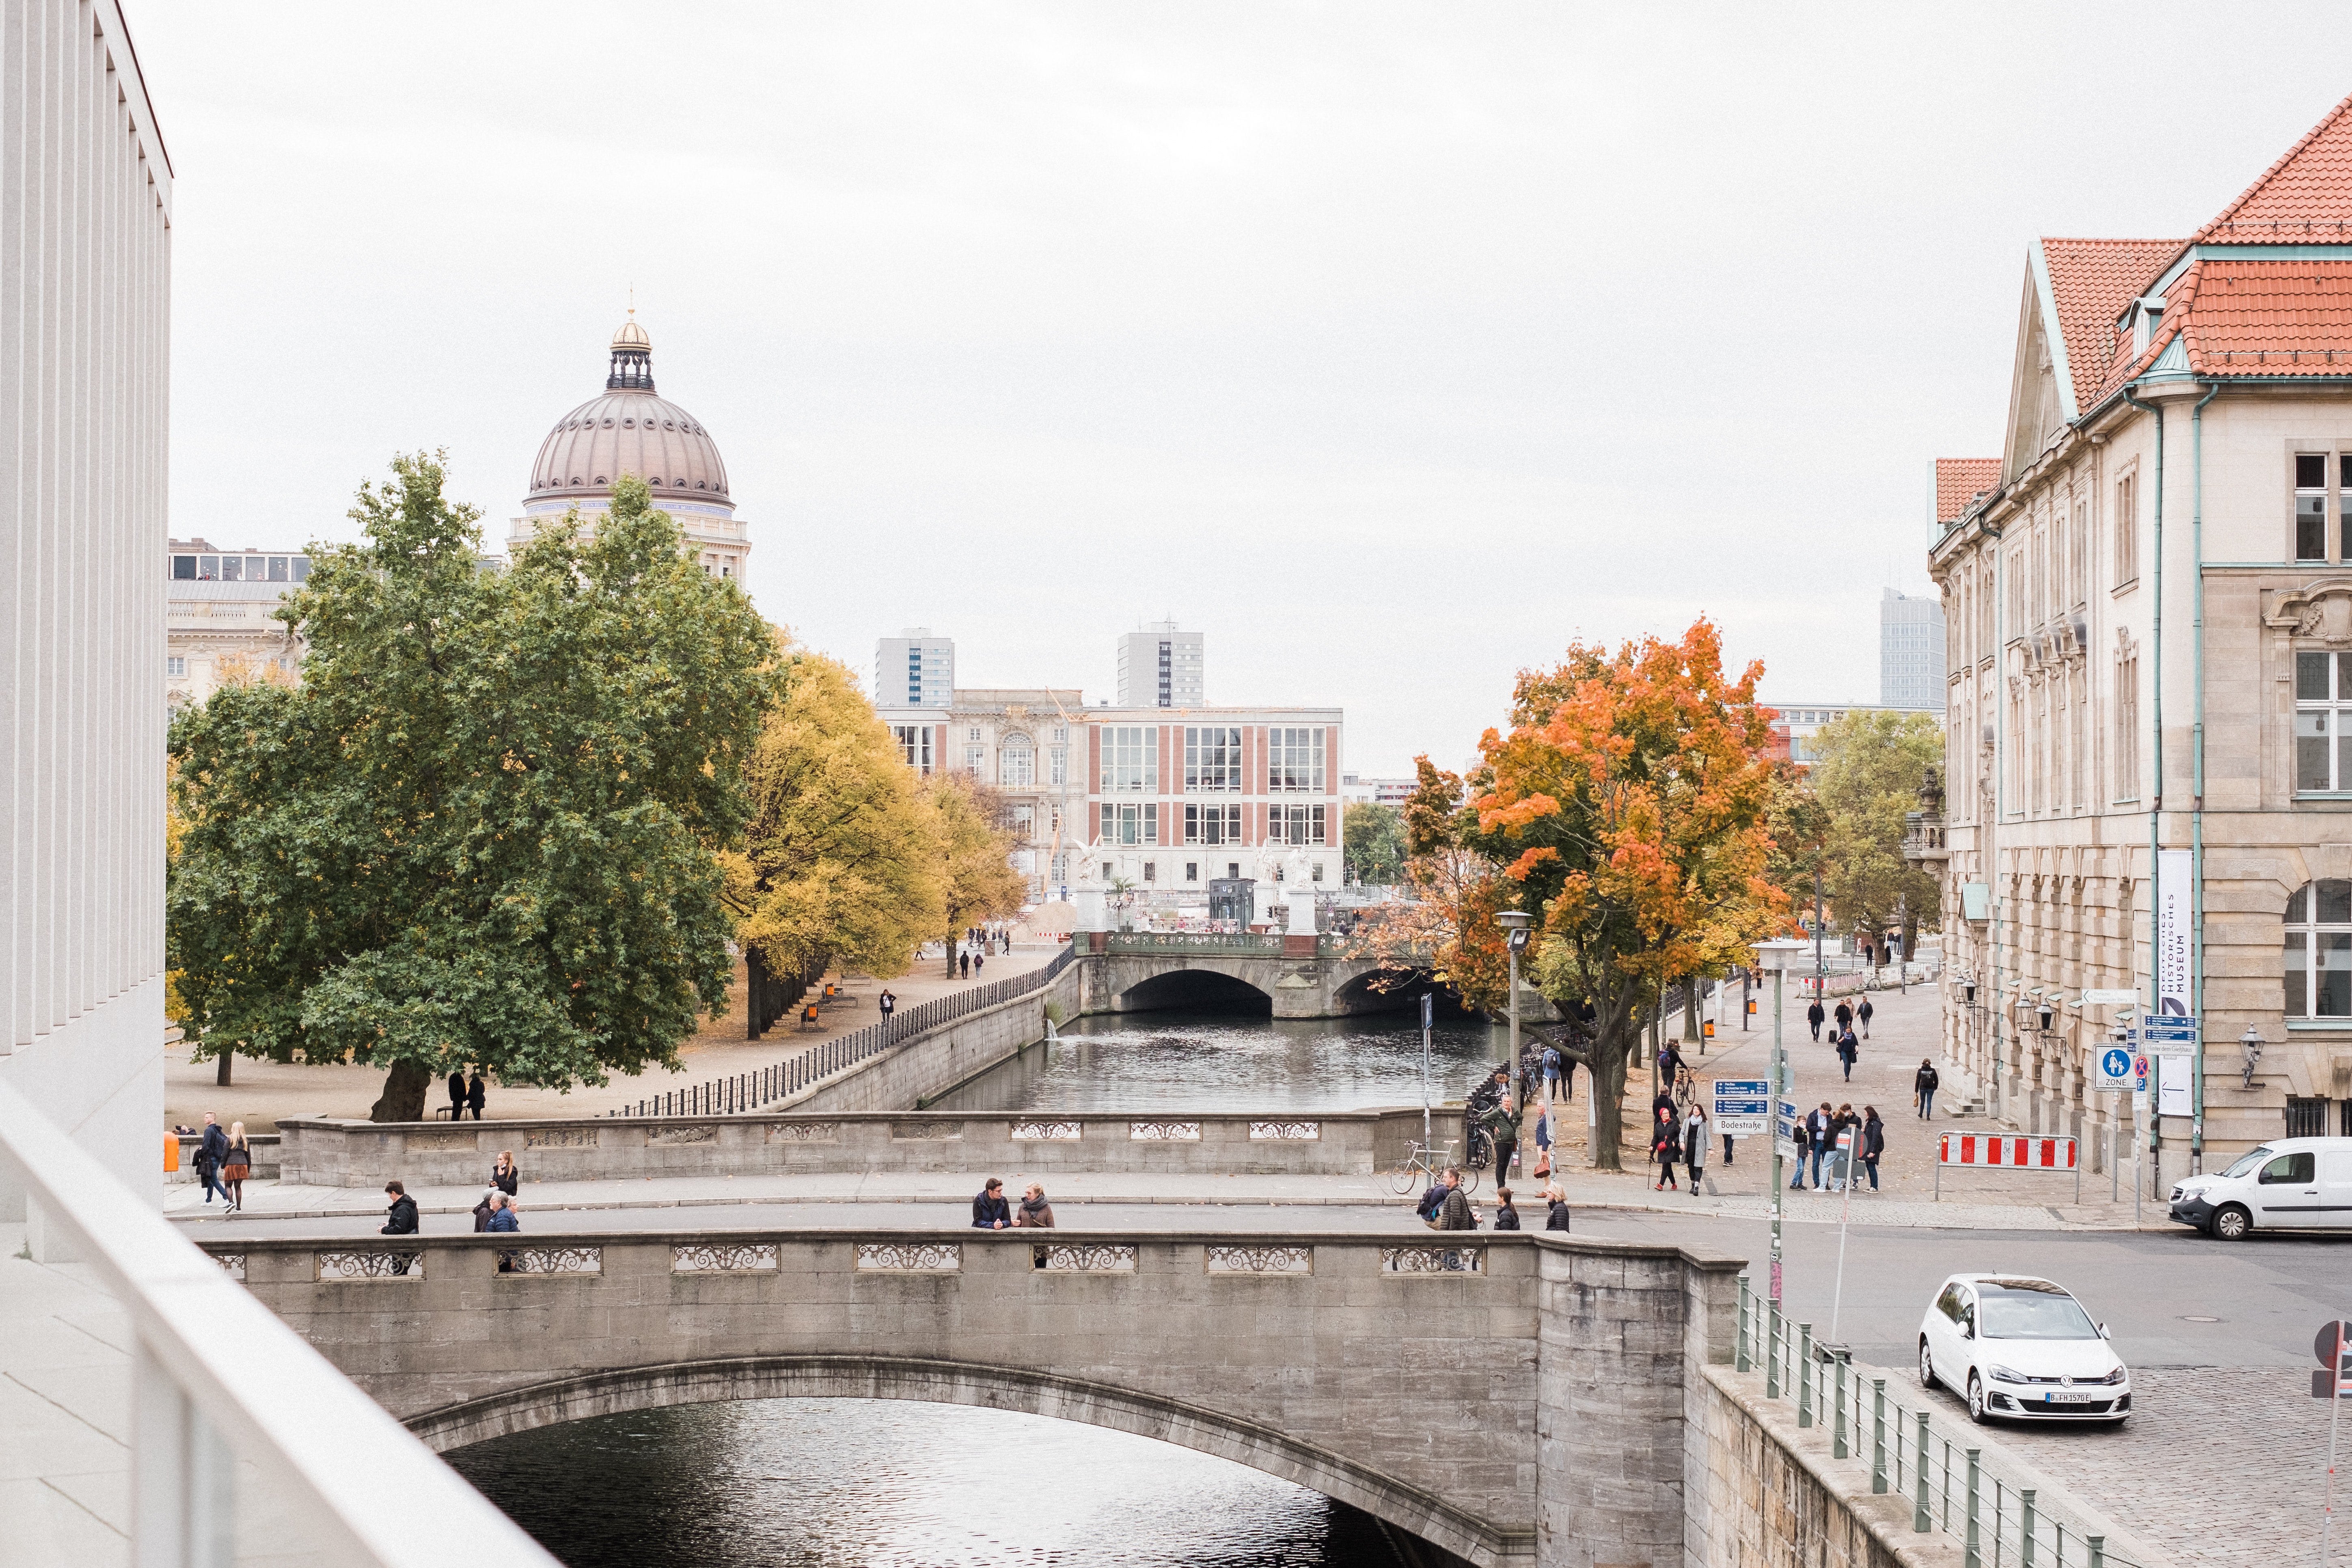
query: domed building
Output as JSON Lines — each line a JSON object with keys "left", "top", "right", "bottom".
{"left": 509, "top": 313, "right": 750, "bottom": 582}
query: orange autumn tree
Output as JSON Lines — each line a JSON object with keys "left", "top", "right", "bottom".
{"left": 1344, "top": 756, "right": 1512, "bottom": 1009}
{"left": 1462, "top": 619, "right": 1786, "bottom": 1171}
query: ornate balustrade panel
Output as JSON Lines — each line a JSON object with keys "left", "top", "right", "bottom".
{"left": 1010, "top": 1120, "right": 1082, "bottom": 1141}
{"left": 1204, "top": 1244, "right": 1314, "bottom": 1276}
{"left": 647, "top": 1124, "right": 716, "bottom": 1145}
{"left": 1128, "top": 1121, "right": 1202, "bottom": 1141}
{"left": 1382, "top": 1246, "right": 1485, "bottom": 1275}
{"left": 671, "top": 1242, "right": 781, "bottom": 1273}
{"left": 1248, "top": 1120, "right": 1322, "bottom": 1141}
{"left": 500, "top": 1247, "right": 602, "bottom": 1276}
{"left": 523, "top": 1126, "right": 597, "bottom": 1150}
{"left": 1103, "top": 932, "right": 1284, "bottom": 957}
{"left": 314, "top": 1250, "right": 425, "bottom": 1281}
{"left": 855, "top": 1241, "right": 962, "bottom": 1273}
{"left": 765, "top": 1122, "right": 838, "bottom": 1143}
{"left": 214, "top": 1254, "right": 247, "bottom": 1281}
{"left": 1031, "top": 1243, "right": 1137, "bottom": 1273}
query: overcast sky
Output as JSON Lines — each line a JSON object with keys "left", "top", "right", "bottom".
{"left": 131, "top": 4, "right": 2352, "bottom": 775}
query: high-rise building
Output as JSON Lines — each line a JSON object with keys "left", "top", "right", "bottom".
{"left": 875, "top": 628, "right": 955, "bottom": 709}
{"left": 1879, "top": 587, "right": 1947, "bottom": 710}
{"left": 1, "top": 0, "right": 173, "bottom": 1202}
{"left": 1116, "top": 620, "right": 1204, "bottom": 708}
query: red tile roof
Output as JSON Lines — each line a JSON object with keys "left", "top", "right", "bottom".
{"left": 2090, "top": 262, "right": 2201, "bottom": 401}
{"left": 2174, "top": 259, "right": 2352, "bottom": 377}
{"left": 2040, "top": 238, "right": 2184, "bottom": 411}
{"left": 2197, "top": 93, "right": 2352, "bottom": 244}
{"left": 1936, "top": 458, "right": 2001, "bottom": 523}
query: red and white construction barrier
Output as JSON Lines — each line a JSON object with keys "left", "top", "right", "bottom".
{"left": 1934, "top": 1133, "right": 2080, "bottom": 1201}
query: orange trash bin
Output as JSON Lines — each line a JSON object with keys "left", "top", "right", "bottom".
{"left": 163, "top": 1130, "right": 180, "bottom": 1173}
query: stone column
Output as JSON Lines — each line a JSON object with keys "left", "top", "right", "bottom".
{"left": 1534, "top": 1238, "right": 1742, "bottom": 1568}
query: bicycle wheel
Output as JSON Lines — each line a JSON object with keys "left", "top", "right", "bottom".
{"left": 1456, "top": 1161, "right": 1480, "bottom": 1195}
{"left": 1466, "top": 1128, "right": 1493, "bottom": 1170}
{"left": 1387, "top": 1160, "right": 1421, "bottom": 1197}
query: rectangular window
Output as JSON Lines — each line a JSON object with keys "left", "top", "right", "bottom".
{"left": 2006, "top": 550, "right": 2024, "bottom": 633}
{"left": 1049, "top": 746, "right": 1067, "bottom": 786}
{"left": 1001, "top": 745, "right": 1034, "bottom": 786}
{"left": 2298, "top": 453, "right": 2329, "bottom": 561}
{"left": 965, "top": 746, "right": 985, "bottom": 773}
{"left": 1228, "top": 862, "right": 1241, "bottom": 880}
{"left": 1268, "top": 727, "right": 1326, "bottom": 792}
{"left": 2115, "top": 473, "right": 2137, "bottom": 585}
{"left": 890, "top": 725, "right": 934, "bottom": 773}
{"left": 1184, "top": 803, "right": 1242, "bottom": 845}
{"left": 1143, "top": 861, "right": 1156, "bottom": 882}
{"left": 2294, "top": 651, "right": 2352, "bottom": 792}
{"left": 269, "top": 556, "right": 289, "bottom": 582}
{"left": 1184, "top": 727, "right": 1242, "bottom": 791}
{"left": 166, "top": 656, "right": 186, "bottom": 677}
{"left": 2071, "top": 500, "right": 2088, "bottom": 608}
{"left": 219, "top": 554, "right": 243, "bottom": 582}
{"left": 1185, "top": 862, "right": 1199, "bottom": 882}
{"left": 170, "top": 554, "right": 196, "bottom": 580}
{"left": 2115, "top": 649, "right": 2138, "bottom": 800}
{"left": 245, "top": 556, "right": 267, "bottom": 582}
{"left": 2343, "top": 456, "right": 2352, "bottom": 561}
{"left": 1266, "top": 804, "right": 1328, "bottom": 845}
{"left": 1098, "top": 802, "right": 1157, "bottom": 846}
{"left": 1101, "top": 727, "right": 1158, "bottom": 792}
{"left": 291, "top": 555, "right": 311, "bottom": 582}
{"left": 1010, "top": 804, "right": 1035, "bottom": 835}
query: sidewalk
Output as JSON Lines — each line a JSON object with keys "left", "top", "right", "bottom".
{"left": 164, "top": 941, "right": 1059, "bottom": 1133}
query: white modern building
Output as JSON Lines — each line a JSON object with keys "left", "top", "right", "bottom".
{"left": 1880, "top": 587, "right": 1948, "bottom": 710}
{"left": 511, "top": 313, "right": 749, "bottom": 582}
{"left": 875, "top": 628, "right": 956, "bottom": 710}
{"left": 166, "top": 539, "right": 311, "bottom": 710}
{"left": 1116, "top": 620, "right": 1204, "bottom": 708}
{"left": 1763, "top": 700, "right": 1942, "bottom": 768}
{"left": 1341, "top": 774, "right": 1417, "bottom": 805}
{"left": 0, "top": 0, "right": 173, "bottom": 1205}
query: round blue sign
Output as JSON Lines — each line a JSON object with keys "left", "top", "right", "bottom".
{"left": 2101, "top": 1047, "right": 2132, "bottom": 1078}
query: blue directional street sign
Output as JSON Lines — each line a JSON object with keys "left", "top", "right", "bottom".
{"left": 2141, "top": 1015, "right": 2199, "bottom": 1057}
{"left": 1712, "top": 1079, "right": 1769, "bottom": 1137}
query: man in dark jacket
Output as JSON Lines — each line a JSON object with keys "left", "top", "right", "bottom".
{"left": 1415, "top": 1174, "right": 1450, "bottom": 1223}
{"left": 1833, "top": 1000, "right": 1853, "bottom": 1035}
{"left": 1436, "top": 1171, "right": 1476, "bottom": 1230}
{"left": 1656, "top": 1041, "right": 1685, "bottom": 1090}
{"left": 466, "top": 1071, "right": 487, "bottom": 1121}
{"left": 1806, "top": 999, "right": 1825, "bottom": 1041}
{"left": 196, "top": 1112, "right": 229, "bottom": 1204}
{"left": 1856, "top": 995, "right": 1874, "bottom": 1040}
{"left": 1484, "top": 1101, "right": 1519, "bottom": 1182}
{"left": 972, "top": 1178, "right": 1012, "bottom": 1229}
{"left": 1915, "top": 1059, "right": 1940, "bottom": 1118}
{"left": 380, "top": 1181, "right": 418, "bottom": 1234}
{"left": 446, "top": 1069, "right": 467, "bottom": 1120}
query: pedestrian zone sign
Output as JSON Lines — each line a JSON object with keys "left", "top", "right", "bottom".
{"left": 1713, "top": 1079, "right": 1769, "bottom": 1138}
{"left": 2093, "top": 1045, "right": 2134, "bottom": 1093}
{"left": 2141, "top": 1014, "right": 2199, "bottom": 1058}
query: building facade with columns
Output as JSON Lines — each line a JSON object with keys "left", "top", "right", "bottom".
{"left": 511, "top": 314, "right": 750, "bottom": 582}
{"left": 1925, "top": 96, "right": 2352, "bottom": 1190}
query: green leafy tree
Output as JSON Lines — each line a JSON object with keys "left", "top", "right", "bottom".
{"left": 724, "top": 649, "right": 945, "bottom": 1027}
{"left": 167, "top": 456, "right": 778, "bottom": 1121}
{"left": 923, "top": 773, "right": 1028, "bottom": 975}
{"left": 1341, "top": 801, "right": 1407, "bottom": 886}
{"left": 1804, "top": 709, "right": 1944, "bottom": 955}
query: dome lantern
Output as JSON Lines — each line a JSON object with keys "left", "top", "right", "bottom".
{"left": 606, "top": 309, "right": 654, "bottom": 392}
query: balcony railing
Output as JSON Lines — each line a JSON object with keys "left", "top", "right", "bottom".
{"left": 0, "top": 1078, "right": 557, "bottom": 1566}
{"left": 1903, "top": 811, "right": 1948, "bottom": 863}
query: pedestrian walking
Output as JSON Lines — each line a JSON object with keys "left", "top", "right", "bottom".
{"left": 487, "top": 1191, "right": 521, "bottom": 1271}
{"left": 974, "top": 951, "right": 985, "bottom": 978}
{"left": 1787, "top": 1112, "right": 1813, "bottom": 1190}
{"left": 1682, "top": 1102, "right": 1709, "bottom": 1198}
{"left": 1806, "top": 999, "right": 1825, "bottom": 1042}
{"left": 1856, "top": 995, "right": 1873, "bottom": 1041}
{"left": 446, "top": 1068, "right": 467, "bottom": 1121}
{"left": 971, "top": 1177, "right": 1012, "bottom": 1229}
{"left": 1013, "top": 1184, "right": 1055, "bottom": 1227}
{"left": 467, "top": 1070, "right": 487, "bottom": 1121}
{"left": 1485, "top": 1099, "right": 1519, "bottom": 1182}
{"left": 1541, "top": 1043, "right": 1563, "bottom": 1101}
{"left": 1859, "top": 1105, "right": 1884, "bottom": 1193}
{"left": 1833, "top": 1000, "right": 1853, "bottom": 1036}
{"left": 1806, "top": 1103, "right": 1834, "bottom": 1187}
{"left": 958, "top": 950, "right": 971, "bottom": 979}
{"left": 1914, "top": 1059, "right": 1940, "bottom": 1119}
{"left": 380, "top": 1180, "right": 418, "bottom": 1235}
{"left": 1543, "top": 1183, "right": 1573, "bottom": 1232}
{"left": 1416, "top": 1172, "right": 1451, "bottom": 1223}
{"left": 1652, "top": 1106, "right": 1680, "bottom": 1191}
{"left": 1436, "top": 1169, "right": 1477, "bottom": 1230}
{"left": 472, "top": 1187, "right": 498, "bottom": 1231}
{"left": 1491, "top": 1187, "right": 1521, "bottom": 1231}
{"left": 1656, "top": 1041, "right": 1685, "bottom": 1090}
{"left": 220, "top": 1122, "right": 252, "bottom": 1212}
{"left": 1836, "top": 1027, "right": 1859, "bottom": 1081}
{"left": 1530, "top": 1101, "right": 1553, "bottom": 1179}
{"left": 492, "top": 1150, "right": 520, "bottom": 1198}
{"left": 879, "top": 989, "right": 896, "bottom": 1022}
{"left": 195, "top": 1112, "right": 229, "bottom": 1205}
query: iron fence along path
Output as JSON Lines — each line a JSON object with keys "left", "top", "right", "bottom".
{"left": 611, "top": 942, "right": 1079, "bottom": 1119}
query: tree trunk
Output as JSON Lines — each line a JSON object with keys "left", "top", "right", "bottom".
{"left": 945, "top": 919, "right": 957, "bottom": 980}
{"left": 369, "top": 1059, "right": 432, "bottom": 1124}
{"left": 1585, "top": 977, "right": 1641, "bottom": 1173}
{"left": 1684, "top": 976, "right": 1702, "bottom": 1042}
{"left": 215, "top": 1048, "right": 232, "bottom": 1086}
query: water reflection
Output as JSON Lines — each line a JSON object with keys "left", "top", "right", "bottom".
{"left": 451, "top": 1399, "right": 1413, "bottom": 1567}
{"left": 932, "top": 1006, "right": 1507, "bottom": 1115}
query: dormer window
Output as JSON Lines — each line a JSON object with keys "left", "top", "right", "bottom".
{"left": 2128, "top": 296, "right": 2165, "bottom": 358}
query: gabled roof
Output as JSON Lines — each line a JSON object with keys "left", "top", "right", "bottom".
{"left": 2156, "top": 259, "right": 2352, "bottom": 378}
{"left": 1936, "top": 459, "right": 2001, "bottom": 524}
{"left": 2038, "top": 238, "right": 2184, "bottom": 412}
{"left": 2197, "top": 92, "right": 2352, "bottom": 243}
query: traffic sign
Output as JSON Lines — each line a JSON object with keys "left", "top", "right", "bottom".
{"left": 2315, "top": 1320, "right": 2352, "bottom": 1400}
{"left": 2085, "top": 988, "right": 2139, "bottom": 1006}
{"left": 2141, "top": 1014, "right": 2199, "bottom": 1058}
{"left": 1713, "top": 1079, "right": 1769, "bottom": 1138}
{"left": 2093, "top": 1045, "right": 2134, "bottom": 1092}
{"left": 1775, "top": 1096, "right": 1799, "bottom": 1158}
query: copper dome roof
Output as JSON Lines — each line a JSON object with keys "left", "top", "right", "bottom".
{"left": 526, "top": 319, "right": 731, "bottom": 508}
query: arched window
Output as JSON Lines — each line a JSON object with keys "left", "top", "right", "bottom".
{"left": 1000, "top": 733, "right": 1034, "bottom": 787}
{"left": 2285, "top": 881, "right": 2352, "bottom": 1019}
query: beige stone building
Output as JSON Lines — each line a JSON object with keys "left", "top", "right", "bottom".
{"left": 165, "top": 539, "right": 309, "bottom": 710}
{"left": 1925, "top": 96, "right": 2352, "bottom": 1191}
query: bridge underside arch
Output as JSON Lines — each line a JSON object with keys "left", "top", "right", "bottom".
{"left": 1116, "top": 966, "right": 1272, "bottom": 1014}
{"left": 411, "top": 1354, "right": 1492, "bottom": 1566}
{"left": 1329, "top": 968, "right": 1436, "bottom": 1015}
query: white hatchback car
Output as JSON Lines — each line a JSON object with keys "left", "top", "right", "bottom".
{"left": 1917, "top": 1273, "right": 2130, "bottom": 1425}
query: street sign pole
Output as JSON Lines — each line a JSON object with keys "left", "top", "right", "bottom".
{"left": 2328, "top": 1319, "right": 2345, "bottom": 1568}
{"left": 1771, "top": 965, "right": 1785, "bottom": 1311}
{"left": 1420, "top": 992, "right": 1434, "bottom": 1156}
{"left": 1830, "top": 1126, "right": 1855, "bottom": 1342}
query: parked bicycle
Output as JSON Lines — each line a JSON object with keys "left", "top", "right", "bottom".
{"left": 1387, "top": 1140, "right": 1478, "bottom": 1197}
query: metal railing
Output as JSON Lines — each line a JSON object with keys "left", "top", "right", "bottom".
{"left": 613, "top": 941, "right": 1078, "bottom": 1118}
{"left": 1103, "top": 932, "right": 1285, "bottom": 957}
{"left": 0, "top": 1078, "right": 555, "bottom": 1566}
{"left": 1733, "top": 1275, "right": 2153, "bottom": 1568}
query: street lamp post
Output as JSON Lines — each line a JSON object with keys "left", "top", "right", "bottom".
{"left": 1498, "top": 910, "right": 1534, "bottom": 1096}
{"left": 1752, "top": 936, "right": 1809, "bottom": 1391}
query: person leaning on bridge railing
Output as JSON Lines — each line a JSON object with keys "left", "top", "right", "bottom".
{"left": 972, "top": 1177, "right": 1012, "bottom": 1229}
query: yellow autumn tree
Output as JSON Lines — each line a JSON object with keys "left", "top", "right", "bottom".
{"left": 921, "top": 771, "right": 1028, "bottom": 980}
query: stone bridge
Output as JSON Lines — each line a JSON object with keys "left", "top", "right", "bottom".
{"left": 1080, "top": 934, "right": 1430, "bottom": 1018}
{"left": 203, "top": 1229, "right": 1746, "bottom": 1568}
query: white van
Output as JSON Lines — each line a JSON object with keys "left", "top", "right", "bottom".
{"left": 2168, "top": 1137, "right": 2352, "bottom": 1239}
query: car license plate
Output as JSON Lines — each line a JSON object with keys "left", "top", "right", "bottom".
{"left": 2045, "top": 1391, "right": 2098, "bottom": 1404}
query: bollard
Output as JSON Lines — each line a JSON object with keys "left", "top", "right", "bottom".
{"left": 2022, "top": 1488, "right": 2037, "bottom": 1568}
{"left": 1798, "top": 1324, "right": 1814, "bottom": 1427}
{"left": 1965, "top": 1449, "right": 1982, "bottom": 1568}
{"left": 1914, "top": 1413, "right": 1931, "bottom": 1531}
{"left": 1767, "top": 1301, "right": 1782, "bottom": 1400}
{"left": 1833, "top": 1355, "right": 1849, "bottom": 1458}
{"left": 1738, "top": 1276, "right": 1752, "bottom": 1373}
{"left": 1871, "top": 1379, "right": 1887, "bottom": 1493}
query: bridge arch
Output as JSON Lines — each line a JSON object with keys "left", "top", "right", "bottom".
{"left": 410, "top": 1353, "right": 1495, "bottom": 1565}
{"left": 1115, "top": 965, "right": 1272, "bottom": 1014}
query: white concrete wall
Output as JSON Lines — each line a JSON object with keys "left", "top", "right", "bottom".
{"left": 0, "top": 0, "right": 173, "bottom": 1211}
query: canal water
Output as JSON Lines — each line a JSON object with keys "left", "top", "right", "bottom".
{"left": 457, "top": 1004, "right": 1504, "bottom": 1563}
{"left": 932, "top": 1003, "right": 1508, "bottom": 1115}
{"left": 451, "top": 1399, "right": 1418, "bottom": 1566}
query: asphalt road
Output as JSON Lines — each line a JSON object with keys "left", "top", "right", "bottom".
{"left": 190, "top": 1196, "right": 2344, "bottom": 1371}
